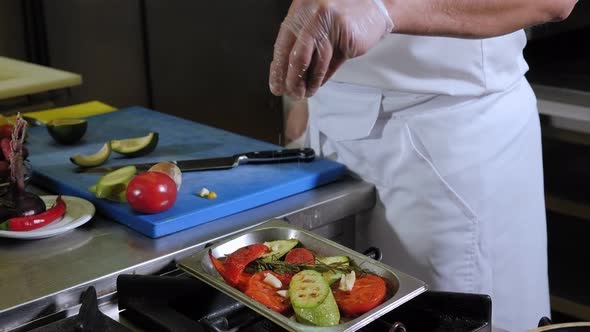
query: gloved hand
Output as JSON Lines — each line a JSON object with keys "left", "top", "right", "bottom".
{"left": 269, "top": 0, "right": 394, "bottom": 99}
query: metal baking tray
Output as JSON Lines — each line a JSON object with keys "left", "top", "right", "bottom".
{"left": 177, "top": 220, "right": 428, "bottom": 332}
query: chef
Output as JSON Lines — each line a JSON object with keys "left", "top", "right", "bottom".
{"left": 269, "top": 1, "right": 578, "bottom": 331}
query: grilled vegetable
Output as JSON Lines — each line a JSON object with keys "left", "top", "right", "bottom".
{"left": 317, "top": 256, "right": 350, "bottom": 285}
{"left": 208, "top": 250, "right": 252, "bottom": 291}
{"left": 293, "top": 289, "right": 340, "bottom": 326}
{"left": 289, "top": 270, "right": 330, "bottom": 309}
{"left": 244, "top": 271, "right": 291, "bottom": 313}
{"left": 285, "top": 247, "right": 315, "bottom": 264}
{"left": 333, "top": 274, "right": 387, "bottom": 316}
{"left": 222, "top": 243, "right": 269, "bottom": 287}
{"left": 260, "top": 239, "right": 299, "bottom": 262}
{"left": 212, "top": 241, "right": 389, "bottom": 326}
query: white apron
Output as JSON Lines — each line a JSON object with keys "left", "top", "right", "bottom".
{"left": 308, "top": 77, "right": 550, "bottom": 332}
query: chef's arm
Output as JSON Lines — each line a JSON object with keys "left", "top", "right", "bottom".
{"left": 269, "top": 0, "right": 579, "bottom": 99}
{"left": 383, "top": 0, "right": 578, "bottom": 38}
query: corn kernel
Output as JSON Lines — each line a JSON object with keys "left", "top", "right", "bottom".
{"left": 207, "top": 191, "right": 217, "bottom": 200}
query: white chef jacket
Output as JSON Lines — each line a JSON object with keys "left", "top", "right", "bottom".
{"left": 308, "top": 30, "right": 550, "bottom": 332}
{"left": 332, "top": 31, "right": 529, "bottom": 96}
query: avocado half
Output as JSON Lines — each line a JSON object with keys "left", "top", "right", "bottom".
{"left": 110, "top": 132, "right": 159, "bottom": 157}
{"left": 47, "top": 118, "right": 88, "bottom": 145}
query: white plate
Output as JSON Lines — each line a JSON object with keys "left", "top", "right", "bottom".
{"left": 0, "top": 195, "right": 95, "bottom": 240}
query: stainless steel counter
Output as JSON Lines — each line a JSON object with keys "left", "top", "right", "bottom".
{"left": 0, "top": 176, "right": 375, "bottom": 331}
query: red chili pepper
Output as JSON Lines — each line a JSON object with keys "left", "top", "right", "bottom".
{"left": 0, "top": 196, "right": 66, "bottom": 231}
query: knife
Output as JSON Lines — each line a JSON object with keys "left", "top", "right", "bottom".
{"left": 75, "top": 147, "right": 315, "bottom": 173}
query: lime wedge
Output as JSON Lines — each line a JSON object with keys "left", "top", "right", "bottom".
{"left": 93, "top": 165, "right": 137, "bottom": 199}
{"left": 110, "top": 132, "right": 159, "bottom": 157}
{"left": 70, "top": 142, "right": 111, "bottom": 167}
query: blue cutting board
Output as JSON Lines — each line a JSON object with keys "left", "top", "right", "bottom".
{"left": 25, "top": 107, "right": 346, "bottom": 238}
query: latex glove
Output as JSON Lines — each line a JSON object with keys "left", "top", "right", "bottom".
{"left": 269, "top": 0, "right": 394, "bottom": 99}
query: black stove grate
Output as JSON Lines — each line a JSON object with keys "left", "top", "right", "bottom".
{"left": 28, "top": 287, "right": 131, "bottom": 332}
{"left": 116, "top": 274, "right": 492, "bottom": 332}
{"left": 21, "top": 273, "right": 492, "bottom": 332}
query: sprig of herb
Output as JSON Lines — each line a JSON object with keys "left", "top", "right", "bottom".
{"left": 247, "top": 258, "right": 371, "bottom": 275}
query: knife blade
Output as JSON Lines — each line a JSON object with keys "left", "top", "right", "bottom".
{"left": 75, "top": 148, "right": 315, "bottom": 173}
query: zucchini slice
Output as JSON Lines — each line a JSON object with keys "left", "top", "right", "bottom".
{"left": 289, "top": 270, "right": 330, "bottom": 309}
{"left": 260, "top": 239, "right": 299, "bottom": 262}
{"left": 317, "top": 256, "right": 351, "bottom": 285}
{"left": 294, "top": 290, "right": 340, "bottom": 326}
{"left": 316, "top": 255, "right": 350, "bottom": 265}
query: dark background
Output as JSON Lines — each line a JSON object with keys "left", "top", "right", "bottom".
{"left": 0, "top": 0, "right": 291, "bottom": 144}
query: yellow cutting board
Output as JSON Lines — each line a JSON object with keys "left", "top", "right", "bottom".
{"left": 3, "top": 101, "right": 117, "bottom": 124}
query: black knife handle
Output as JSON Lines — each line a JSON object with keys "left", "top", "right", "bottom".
{"left": 242, "top": 148, "right": 315, "bottom": 164}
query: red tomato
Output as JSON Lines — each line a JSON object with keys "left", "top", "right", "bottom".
{"left": 333, "top": 274, "right": 387, "bottom": 316}
{"left": 1, "top": 138, "right": 11, "bottom": 160}
{"left": 0, "top": 124, "right": 13, "bottom": 139}
{"left": 126, "top": 171, "right": 177, "bottom": 213}
{"left": 208, "top": 249, "right": 252, "bottom": 291}
{"left": 244, "top": 271, "right": 291, "bottom": 313}
{"left": 284, "top": 247, "right": 315, "bottom": 264}
{"left": 223, "top": 243, "right": 268, "bottom": 287}
{"left": 275, "top": 272, "right": 294, "bottom": 285}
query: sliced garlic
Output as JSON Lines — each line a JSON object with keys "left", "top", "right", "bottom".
{"left": 338, "top": 271, "right": 356, "bottom": 291}
{"left": 276, "top": 290, "right": 289, "bottom": 298}
{"left": 263, "top": 273, "right": 282, "bottom": 288}
{"left": 263, "top": 242, "right": 280, "bottom": 253}
{"left": 198, "top": 187, "right": 210, "bottom": 197}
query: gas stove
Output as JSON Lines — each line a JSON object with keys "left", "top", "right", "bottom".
{"left": 24, "top": 272, "right": 492, "bottom": 332}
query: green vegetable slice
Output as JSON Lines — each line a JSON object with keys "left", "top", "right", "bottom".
{"left": 260, "top": 239, "right": 299, "bottom": 262}
{"left": 316, "top": 256, "right": 350, "bottom": 265}
{"left": 317, "top": 256, "right": 350, "bottom": 285}
{"left": 294, "top": 290, "right": 340, "bottom": 326}
{"left": 93, "top": 165, "right": 137, "bottom": 199}
{"left": 70, "top": 142, "right": 111, "bottom": 167}
{"left": 289, "top": 270, "right": 330, "bottom": 309}
{"left": 110, "top": 132, "right": 159, "bottom": 157}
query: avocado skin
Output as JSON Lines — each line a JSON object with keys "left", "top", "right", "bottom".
{"left": 47, "top": 120, "right": 88, "bottom": 145}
